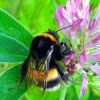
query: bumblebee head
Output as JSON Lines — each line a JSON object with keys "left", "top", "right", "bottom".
{"left": 47, "top": 29, "right": 59, "bottom": 42}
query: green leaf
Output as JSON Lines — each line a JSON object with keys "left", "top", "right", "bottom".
{"left": 0, "top": 64, "right": 27, "bottom": 100}
{"left": 0, "top": 9, "right": 33, "bottom": 62}
{"left": 20, "top": 82, "right": 67, "bottom": 100}
{"left": 65, "top": 84, "right": 79, "bottom": 100}
{"left": 88, "top": 86, "right": 100, "bottom": 100}
{"left": 90, "top": 0, "right": 100, "bottom": 8}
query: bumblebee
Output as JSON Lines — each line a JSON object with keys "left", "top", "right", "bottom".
{"left": 18, "top": 29, "right": 73, "bottom": 89}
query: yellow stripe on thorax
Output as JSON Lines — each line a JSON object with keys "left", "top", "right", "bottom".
{"left": 27, "top": 68, "right": 59, "bottom": 82}
{"left": 39, "top": 33, "right": 56, "bottom": 42}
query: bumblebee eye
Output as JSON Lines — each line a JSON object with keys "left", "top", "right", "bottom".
{"left": 60, "top": 42, "right": 66, "bottom": 47}
{"left": 60, "top": 42, "right": 68, "bottom": 50}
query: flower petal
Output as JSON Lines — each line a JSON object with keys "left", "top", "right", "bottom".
{"left": 67, "top": 64, "right": 76, "bottom": 75}
{"left": 88, "top": 19, "right": 96, "bottom": 36}
{"left": 56, "top": 5, "right": 64, "bottom": 25}
{"left": 70, "top": 51, "right": 75, "bottom": 59}
{"left": 64, "top": 59, "right": 71, "bottom": 65}
{"left": 82, "top": 0, "right": 90, "bottom": 8}
{"left": 62, "top": 9, "right": 72, "bottom": 24}
{"left": 79, "top": 46, "right": 86, "bottom": 66}
{"left": 93, "top": 5, "right": 100, "bottom": 34}
{"left": 90, "top": 65, "right": 100, "bottom": 75}
{"left": 71, "top": 19, "right": 83, "bottom": 31}
{"left": 56, "top": 5, "right": 71, "bottom": 36}
{"left": 66, "top": 0, "right": 73, "bottom": 17}
{"left": 79, "top": 70, "right": 88, "bottom": 97}
{"left": 64, "top": 52, "right": 75, "bottom": 65}
{"left": 88, "top": 54, "right": 100, "bottom": 61}
{"left": 89, "top": 33, "right": 100, "bottom": 47}
{"left": 72, "top": 0, "right": 81, "bottom": 9}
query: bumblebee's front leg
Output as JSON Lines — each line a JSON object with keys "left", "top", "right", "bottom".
{"left": 18, "top": 57, "right": 29, "bottom": 85}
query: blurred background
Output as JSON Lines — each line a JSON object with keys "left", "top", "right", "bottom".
{"left": 0, "top": 0, "right": 100, "bottom": 100}
{"left": 0, "top": 0, "right": 67, "bottom": 73}
{"left": 0, "top": 0, "right": 67, "bottom": 34}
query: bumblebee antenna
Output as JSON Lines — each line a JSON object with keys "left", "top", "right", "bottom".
{"left": 56, "top": 25, "right": 72, "bottom": 32}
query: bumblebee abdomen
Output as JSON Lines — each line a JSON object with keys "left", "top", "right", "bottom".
{"left": 27, "top": 68, "right": 61, "bottom": 88}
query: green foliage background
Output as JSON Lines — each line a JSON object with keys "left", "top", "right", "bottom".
{"left": 0, "top": 0, "right": 100, "bottom": 100}
{"left": 0, "top": 0, "right": 67, "bottom": 34}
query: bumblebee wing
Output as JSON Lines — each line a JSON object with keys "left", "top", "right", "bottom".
{"left": 38, "top": 45, "right": 53, "bottom": 71}
{"left": 29, "top": 57, "right": 36, "bottom": 69}
{"left": 27, "top": 46, "right": 54, "bottom": 90}
{"left": 27, "top": 55, "right": 48, "bottom": 87}
{"left": 28, "top": 57, "right": 40, "bottom": 85}
{"left": 39, "top": 46, "right": 54, "bottom": 89}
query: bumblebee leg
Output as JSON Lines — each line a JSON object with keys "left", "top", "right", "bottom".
{"left": 55, "top": 63, "right": 69, "bottom": 83}
{"left": 18, "top": 58, "right": 29, "bottom": 85}
{"left": 61, "top": 73, "right": 69, "bottom": 83}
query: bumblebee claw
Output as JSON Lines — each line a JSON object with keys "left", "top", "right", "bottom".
{"left": 62, "top": 73, "right": 69, "bottom": 83}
